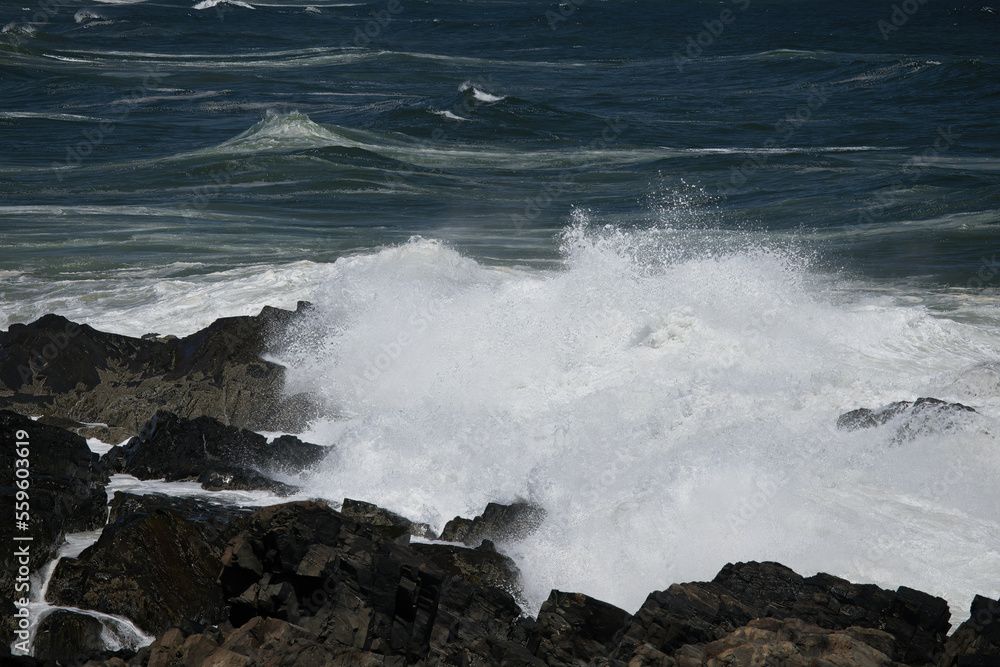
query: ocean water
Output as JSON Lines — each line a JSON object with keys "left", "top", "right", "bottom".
{"left": 3, "top": 0, "right": 1000, "bottom": 624}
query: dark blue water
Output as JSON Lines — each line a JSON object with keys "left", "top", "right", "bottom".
{"left": 2, "top": 0, "right": 998, "bottom": 292}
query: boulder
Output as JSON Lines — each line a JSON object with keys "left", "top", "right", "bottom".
{"left": 0, "top": 303, "right": 317, "bottom": 437}
{"left": 439, "top": 501, "right": 545, "bottom": 546}
{"left": 32, "top": 609, "right": 105, "bottom": 662}
{"left": 837, "top": 397, "right": 977, "bottom": 442}
{"left": 341, "top": 497, "right": 437, "bottom": 540}
{"left": 218, "top": 501, "right": 526, "bottom": 664}
{"left": 46, "top": 492, "right": 251, "bottom": 636}
{"left": 410, "top": 539, "right": 523, "bottom": 602}
{"left": 939, "top": 595, "right": 1000, "bottom": 667}
{"left": 665, "top": 617, "right": 897, "bottom": 667}
{"left": 103, "top": 410, "right": 328, "bottom": 493}
{"left": 529, "top": 590, "right": 632, "bottom": 665}
{"left": 611, "top": 561, "right": 950, "bottom": 666}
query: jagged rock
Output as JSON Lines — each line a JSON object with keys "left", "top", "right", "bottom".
{"left": 410, "top": 539, "right": 523, "bottom": 601}
{"left": 32, "top": 609, "right": 105, "bottom": 662}
{"left": 62, "top": 540, "right": 1000, "bottom": 667}
{"left": 939, "top": 595, "right": 1000, "bottom": 667}
{"left": 666, "top": 617, "right": 897, "bottom": 667}
{"left": 529, "top": 590, "right": 632, "bottom": 665}
{"left": 218, "top": 501, "right": 526, "bottom": 664}
{"left": 0, "top": 303, "right": 318, "bottom": 436}
{"left": 199, "top": 467, "right": 299, "bottom": 496}
{"left": 0, "top": 410, "right": 108, "bottom": 647}
{"left": 837, "top": 397, "right": 976, "bottom": 442}
{"left": 341, "top": 497, "right": 437, "bottom": 540}
{"left": 439, "top": 501, "right": 545, "bottom": 546}
{"left": 46, "top": 492, "right": 251, "bottom": 636}
{"left": 612, "top": 561, "right": 950, "bottom": 666}
{"left": 103, "top": 410, "right": 328, "bottom": 493}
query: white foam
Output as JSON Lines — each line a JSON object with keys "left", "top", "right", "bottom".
{"left": 193, "top": 0, "right": 255, "bottom": 9}
{"left": 74, "top": 9, "right": 108, "bottom": 23}
{"left": 432, "top": 109, "right": 467, "bottom": 121}
{"left": 106, "top": 474, "right": 303, "bottom": 506}
{"left": 0, "top": 258, "right": 337, "bottom": 337}
{"left": 459, "top": 81, "right": 505, "bottom": 103}
{"left": 272, "top": 222, "right": 1000, "bottom": 619}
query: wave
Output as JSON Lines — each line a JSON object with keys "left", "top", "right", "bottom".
{"left": 431, "top": 109, "right": 468, "bottom": 121}
{"left": 193, "top": 0, "right": 255, "bottom": 9}
{"left": 0, "top": 257, "right": 335, "bottom": 337}
{"left": 459, "top": 81, "right": 505, "bottom": 103}
{"left": 74, "top": 9, "right": 109, "bottom": 23}
{"left": 264, "top": 222, "right": 1000, "bottom": 616}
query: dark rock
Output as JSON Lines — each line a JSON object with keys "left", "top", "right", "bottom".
{"left": 674, "top": 617, "right": 898, "bottom": 667}
{"left": 410, "top": 539, "right": 523, "bottom": 601}
{"left": 530, "top": 590, "right": 632, "bottom": 665}
{"left": 611, "top": 561, "right": 950, "bottom": 666}
{"left": 70, "top": 518, "right": 998, "bottom": 667}
{"left": 0, "top": 410, "right": 108, "bottom": 647}
{"left": 939, "top": 595, "right": 1000, "bottom": 667}
{"left": 218, "top": 500, "right": 526, "bottom": 664}
{"left": 32, "top": 609, "right": 104, "bottom": 662}
{"left": 837, "top": 397, "right": 977, "bottom": 442}
{"left": 342, "top": 497, "right": 437, "bottom": 540}
{"left": 439, "top": 501, "right": 545, "bottom": 546}
{"left": 199, "top": 466, "right": 299, "bottom": 496}
{"left": 103, "top": 410, "right": 328, "bottom": 493}
{"left": 0, "top": 302, "right": 317, "bottom": 437}
{"left": 46, "top": 492, "right": 251, "bottom": 636}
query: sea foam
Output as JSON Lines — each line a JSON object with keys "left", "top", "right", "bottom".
{"left": 273, "top": 219, "right": 1000, "bottom": 618}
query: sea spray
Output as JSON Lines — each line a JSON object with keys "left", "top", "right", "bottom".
{"left": 276, "top": 221, "right": 1000, "bottom": 615}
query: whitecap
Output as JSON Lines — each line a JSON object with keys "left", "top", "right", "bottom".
{"left": 431, "top": 109, "right": 467, "bottom": 121}
{"left": 193, "top": 0, "right": 255, "bottom": 10}
{"left": 459, "top": 81, "right": 505, "bottom": 103}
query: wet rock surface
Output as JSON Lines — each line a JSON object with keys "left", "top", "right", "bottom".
{"left": 103, "top": 409, "right": 328, "bottom": 493}
{"left": 613, "top": 561, "right": 951, "bottom": 666}
{"left": 836, "top": 397, "right": 977, "bottom": 442}
{"left": 0, "top": 410, "right": 108, "bottom": 647}
{"left": 341, "top": 497, "right": 438, "bottom": 540}
{"left": 7, "top": 496, "right": 1000, "bottom": 667}
{"left": 0, "top": 303, "right": 317, "bottom": 437}
{"left": 439, "top": 501, "right": 546, "bottom": 546}
{"left": 46, "top": 492, "right": 252, "bottom": 636}
{"left": 32, "top": 609, "right": 105, "bottom": 662}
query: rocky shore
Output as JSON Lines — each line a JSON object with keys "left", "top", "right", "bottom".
{"left": 2, "top": 310, "right": 998, "bottom": 666}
